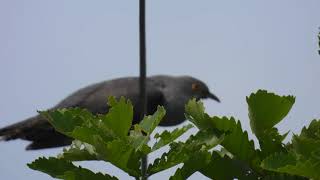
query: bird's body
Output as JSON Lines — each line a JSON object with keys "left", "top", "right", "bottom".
{"left": 0, "top": 75, "right": 219, "bottom": 150}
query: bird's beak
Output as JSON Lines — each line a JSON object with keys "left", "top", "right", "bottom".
{"left": 207, "top": 92, "right": 220, "bottom": 102}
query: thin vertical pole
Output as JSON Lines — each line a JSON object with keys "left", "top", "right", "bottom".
{"left": 318, "top": 30, "right": 320, "bottom": 55}
{"left": 139, "top": 0, "right": 148, "bottom": 179}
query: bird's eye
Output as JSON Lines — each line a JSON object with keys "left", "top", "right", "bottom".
{"left": 192, "top": 83, "right": 200, "bottom": 92}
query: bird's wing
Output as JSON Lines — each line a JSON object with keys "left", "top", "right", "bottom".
{"left": 54, "top": 78, "right": 165, "bottom": 120}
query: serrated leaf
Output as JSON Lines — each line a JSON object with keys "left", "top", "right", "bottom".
{"left": 185, "top": 99, "right": 212, "bottom": 130}
{"left": 124, "top": 106, "right": 166, "bottom": 154}
{"left": 292, "top": 135, "right": 320, "bottom": 158}
{"left": 71, "top": 126, "right": 113, "bottom": 146}
{"left": 186, "top": 99, "right": 258, "bottom": 167}
{"left": 58, "top": 141, "right": 98, "bottom": 161}
{"left": 40, "top": 108, "right": 95, "bottom": 136}
{"left": 213, "top": 116, "right": 258, "bottom": 166}
{"left": 200, "top": 152, "right": 258, "bottom": 180}
{"left": 152, "top": 124, "right": 193, "bottom": 151}
{"left": 148, "top": 130, "right": 223, "bottom": 176}
{"left": 246, "top": 90, "right": 295, "bottom": 136}
{"left": 147, "top": 142, "right": 189, "bottom": 176}
{"left": 299, "top": 119, "right": 320, "bottom": 140}
{"left": 127, "top": 130, "right": 150, "bottom": 154}
{"left": 171, "top": 150, "right": 259, "bottom": 180}
{"left": 42, "top": 96, "right": 133, "bottom": 140}
{"left": 291, "top": 119, "right": 320, "bottom": 160}
{"left": 187, "top": 129, "right": 224, "bottom": 150}
{"left": 137, "top": 106, "right": 166, "bottom": 135}
{"left": 28, "top": 157, "right": 117, "bottom": 180}
{"left": 100, "top": 96, "right": 133, "bottom": 138}
{"left": 261, "top": 152, "right": 320, "bottom": 179}
{"left": 170, "top": 150, "right": 211, "bottom": 180}
{"left": 259, "top": 128, "right": 289, "bottom": 157}
{"left": 91, "top": 137, "right": 141, "bottom": 177}
{"left": 261, "top": 152, "right": 297, "bottom": 169}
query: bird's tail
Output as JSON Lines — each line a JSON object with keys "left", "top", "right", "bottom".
{"left": 0, "top": 116, "right": 72, "bottom": 150}
{"left": 0, "top": 134, "right": 6, "bottom": 141}
{"left": 0, "top": 127, "right": 18, "bottom": 141}
{"left": 0, "top": 117, "right": 39, "bottom": 141}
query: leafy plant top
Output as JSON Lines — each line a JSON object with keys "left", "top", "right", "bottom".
{"left": 28, "top": 91, "right": 320, "bottom": 179}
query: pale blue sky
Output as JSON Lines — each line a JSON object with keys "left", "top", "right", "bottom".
{"left": 0, "top": 1, "right": 320, "bottom": 179}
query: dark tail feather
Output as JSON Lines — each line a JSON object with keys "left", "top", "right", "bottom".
{"left": 0, "top": 116, "right": 72, "bottom": 150}
{"left": 0, "top": 122, "right": 26, "bottom": 141}
{"left": 0, "top": 116, "right": 44, "bottom": 141}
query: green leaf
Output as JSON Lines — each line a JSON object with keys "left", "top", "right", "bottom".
{"left": 246, "top": 90, "right": 295, "bottom": 136}
{"left": 42, "top": 96, "right": 133, "bottom": 140}
{"left": 148, "top": 130, "right": 223, "bottom": 175}
{"left": 185, "top": 99, "right": 212, "bottom": 130}
{"left": 209, "top": 116, "right": 259, "bottom": 168}
{"left": 261, "top": 152, "right": 297, "bottom": 170}
{"left": 170, "top": 151, "right": 259, "bottom": 180}
{"left": 40, "top": 108, "right": 95, "bottom": 136}
{"left": 216, "top": 147, "right": 234, "bottom": 158}
{"left": 41, "top": 108, "right": 114, "bottom": 144}
{"left": 125, "top": 106, "right": 166, "bottom": 153}
{"left": 91, "top": 137, "right": 141, "bottom": 177}
{"left": 187, "top": 129, "right": 224, "bottom": 150}
{"left": 170, "top": 150, "right": 211, "bottom": 180}
{"left": 136, "top": 106, "right": 166, "bottom": 135}
{"left": 70, "top": 126, "right": 112, "bottom": 146}
{"left": 291, "top": 119, "right": 320, "bottom": 158}
{"left": 58, "top": 141, "right": 98, "bottom": 161}
{"left": 186, "top": 99, "right": 258, "bottom": 167}
{"left": 32, "top": 92, "right": 320, "bottom": 180}
{"left": 152, "top": 124, "right": 193, "bottom": 151}
{"left": 299, "top": 119, "right": 320, "bottom": 140}
{"left": 259, "top": 128, "right": 289, "bottom": 158}
{"left": 292, "top": 135, "right": 320, "bottom": 158}
{"left": 100, "top": 96, "right": 133, "bottom": 138}
{"left": 261, "top": 152, "right": 320, "bottom": 179}
{"left": 59, "top": 128, "right": 142, "bottom": 176}
{"left": 127, "top": 129, "right": 150, "bottom": 154}
{"left": 28, "top": 157, "right": 118, "bottom": 180}
{"left": 200, "top": 152, "right": 258, "bottom": 180}
{"left": 148, "top": 142, "right": 189, "bottom": 176}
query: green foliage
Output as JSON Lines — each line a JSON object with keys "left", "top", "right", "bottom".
{"left": 100, "top": 96, "right": 133, "bottom": 138}
{"left": 247, "top": 90, "right": 295, "bottom": 159}
{"left": 261, "top": 119, "right": 320, "bottom": 179}
{"left": 246, "top": 90, "right": 295, "bottom": 136}
{"left": 28, "top": 157, "right": 117, "bottom": 180}
{"left": 261, "top": 152, "right": 320, "bottom": 179}
{"left": 29, "top": 92, "right": 320, "bottom": 180}
{"left": 58, "top": 141, "right": 98, "bottom": 161}
{"left": 186, "top": 99, "right": 258, "bottom": 167}
{"left": 152, "top": 124, "right": 193, "bottom": 151}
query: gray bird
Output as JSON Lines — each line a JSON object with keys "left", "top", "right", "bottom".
{"left": 0, "top": 75, "right": 219, "bottom": 150}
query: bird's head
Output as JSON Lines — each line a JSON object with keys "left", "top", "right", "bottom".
{"left": 179, "top": 76, "right": 220, "bottom": 102}
{"left": 150, "top": 75, "right": 220, "bottom": 126}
